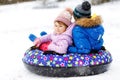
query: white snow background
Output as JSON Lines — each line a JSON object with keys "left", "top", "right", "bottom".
{"left": 0, "top": 0, "right": 120, "bottom": 80}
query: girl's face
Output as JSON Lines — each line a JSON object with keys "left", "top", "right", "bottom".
{"left": 54, "top": 21, "right": 67, "bottom": 34}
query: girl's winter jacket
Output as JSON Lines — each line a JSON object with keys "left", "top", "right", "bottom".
{"left": 40, "top": 23, "right": 75, "bottom": 54}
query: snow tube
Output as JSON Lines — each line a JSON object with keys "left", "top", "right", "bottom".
{"left": 22, "top": 47, "right": 112, "bottom": 77}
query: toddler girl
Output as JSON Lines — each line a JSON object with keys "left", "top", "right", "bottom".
{"left": 33, "top": 8, "right": 73, "bottom": 54}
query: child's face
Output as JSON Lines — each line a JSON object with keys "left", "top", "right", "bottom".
{"left": 54, "top": 22, "right": 67, "bottom": 34}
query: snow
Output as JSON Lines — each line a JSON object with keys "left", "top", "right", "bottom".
{"left": 0, "top": 0, "right": 120, "bottom": 80}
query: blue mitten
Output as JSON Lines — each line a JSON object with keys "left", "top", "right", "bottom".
{"left": 29, "top": 31, "right": 47, "bottom": 42}
{"left": 40, "top": 31, "right": 47, "bottom": 36}
{"left": 29, "top": 34, "right": 37, "bottom": 42}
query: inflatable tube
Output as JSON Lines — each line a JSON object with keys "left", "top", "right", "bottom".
{"left": 22, "top": 47, "right": 112, "bottom": 77}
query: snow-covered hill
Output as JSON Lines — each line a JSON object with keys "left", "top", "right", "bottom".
{"left": 0, "top": 0, "right": 120, "bottom": 80}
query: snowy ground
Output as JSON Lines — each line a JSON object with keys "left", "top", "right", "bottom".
{"left": 0, "top": 0, "right": 120, "bottom": 80}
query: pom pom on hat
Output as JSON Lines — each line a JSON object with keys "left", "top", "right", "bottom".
{"left": 65, "top": 7, "right": 73, "bottom": 15}
{"left": 82, "top": 1, "right": 91, "bottom": 11}
{"left": 73, "top": 1, "right": 91, "bottom": 18}
{"left": 54, "top": 8, "right": 73, "bottom": 26}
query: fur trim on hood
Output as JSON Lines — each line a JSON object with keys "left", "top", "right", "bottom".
{"left": 75, "top": 15, "right": 102, "bottom": 27}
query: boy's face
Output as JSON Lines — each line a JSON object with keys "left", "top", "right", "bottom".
{"left": 54, "top": 22, "right": 67, "bottom": 34}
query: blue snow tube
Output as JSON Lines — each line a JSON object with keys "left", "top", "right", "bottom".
{"left": 22, "top": 47, "right": 112, "bottom": 77}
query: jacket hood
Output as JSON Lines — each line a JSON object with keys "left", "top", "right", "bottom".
{"left": 75, "top": 15, "right": 102, "bottom": 27}
{"left": 63, "top": 23, "right": 75, "bottom": 37}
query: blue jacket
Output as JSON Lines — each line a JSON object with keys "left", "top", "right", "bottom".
{"left": 68, "top": 15, "right": 104, "bottom": 54}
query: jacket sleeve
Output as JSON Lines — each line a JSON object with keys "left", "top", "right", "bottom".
{"left": 48, "top": 40, "right": 69, "bottom": 54}
{"left": 88, "top": 25, "right": 104, "bottom": 50}
{"left": 40, "top": 34, "right": 51, "bottom": 43}
{"left": 72, "top": 26, "right": 91, "bottom": 54}
{"left": 88, "top": 25, "right": 104, "bottom": 40}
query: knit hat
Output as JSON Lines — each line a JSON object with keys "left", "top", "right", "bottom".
{"left": 54, "top": 8, "right": 73, "bottom": 26}
{"left": 73, "top": 1, "right": 91, "bottom": 18}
